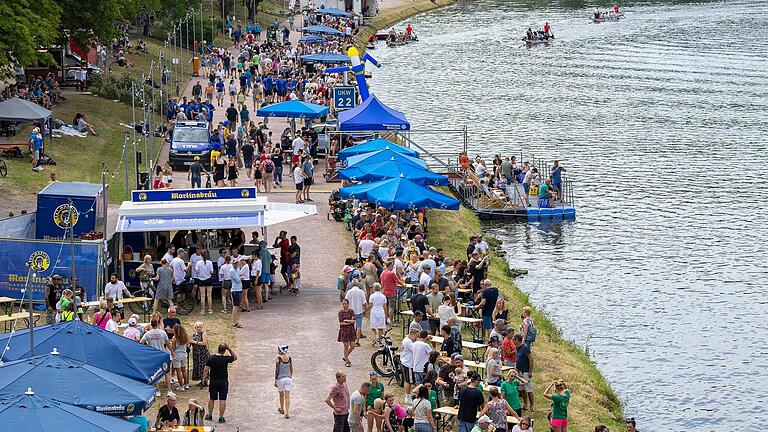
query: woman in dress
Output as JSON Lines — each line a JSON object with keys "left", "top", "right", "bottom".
{"left": 274, "top": 345, "right": 293, "bottom": 419}
{"left": 152, "top": 258, "right": 174, "bottom": 314}
{"left": 368, "top": 283, "right": 387, "bottom": 340}
{"left": 361, "top": 255, "right": 379, "bottom": 299}
{"left": 227, "top": 156, "right": 238, "bottom": 186}
{"left": 338, "top": 298, "right": 356, "bottom": 367}
{"left": 190, "top": 321, "right": 209, "bottom": 387}
{"left": 213, "top": 153, "right": 226, "bottom": 187}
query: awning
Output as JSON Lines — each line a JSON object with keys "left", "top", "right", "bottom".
{"left": 264, "top": 202, "right": 318, "bottom": 226}
{"left": 117, "top": 212, "right": 266, "bottom": 232}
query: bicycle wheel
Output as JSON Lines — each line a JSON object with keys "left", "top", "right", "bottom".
{"left": 127, "top": 290, "right": 152, "bottom": 316}
{"left": 0, "top": 160, "right": 6, "bottom": 177}
{"left": 394, "top": 365, "right": 404, "bottom": 387}
{"left": 176, "top": 292, "right": 196, "bottom": 315}
{"left": 371, "top": 350, "right": 395, "bottom": 377}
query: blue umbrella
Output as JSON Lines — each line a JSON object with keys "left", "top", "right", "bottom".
{"left": 0, "top": 390, "right": 139, "bottom": 432}
{"left": 300, "top": 53, "right": 351, "bottom": 64}
{"left": 339, "top": 176, "right": 461, "bottom": 210}
{"left": 338, "top": 159, "right": 449, "bottom": 186}
{"left": 0, "top": 349, "right": 156, "bottom": 415}
{"left": 317, "top": 7, "right": 353, "bottom": 18}
{"left": 337, "top": 138, "right": 419, "bottom": 161}
{"left": 344, "top": 148, "right": 427, "bottom": 169}
{"left": 299, "top": 35, "right": 326, "bottom": 44}
{"left": 257, "top": 100, "right": 330, "bottom": 119}
{"left": 0, "top": 320, "right": 171, "bottom": 384}
{"left": 300, "top": 25, "right": 344, "bottom": 36}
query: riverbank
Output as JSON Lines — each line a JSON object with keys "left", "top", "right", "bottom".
{"left": 354, "top": 0, "right": 458, "bottom": 47}
{"left": 428, "top": 206, "right": 624, "bottom": 431}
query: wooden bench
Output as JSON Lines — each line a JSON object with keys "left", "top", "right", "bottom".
{"left": 428, "top": 335, "right": 488, "bottom": 361}
{"left": 0, "top": 311, "right": 43, "bottom": 331}
{"left": 432, "top": 406, "right": 519, "bottom": 431}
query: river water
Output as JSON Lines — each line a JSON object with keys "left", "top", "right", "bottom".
{"left": 368, "top": 0, "right": 768, "bottom": 429}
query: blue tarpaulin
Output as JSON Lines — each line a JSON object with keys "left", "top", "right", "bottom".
{"left": 300, "top": 25, "right": 344, "bottom": 36}
{"left": 337, "top": 138, "right": 419, "bottom": 161}
{"left": 339, "top": 177, "right": 460, "bottom": 210}
{"left": 299, "top": 35, "right": 326, "bottom": 44}
{"left": 344, "top": 148, "right": 427, "bottom": 169}
{"left": 256, "top": 100, "right": 330, "bottom": 119}
{"left": 317, "top": 7, "right": 353, "bottom": 17}
{"left": 0, "top": 320, "right": 171, "bottom": 384}
{"left": 0, "top": 391, "right": 139, "bottom": 432}
{"left": 117, "top": 211, "right": 266, "bottom": 232}
{"left": 339, "top": 160, "right": 448, "bottom": 186}
{"left": 338, "top": 95, "right": 410, "bottom": 131}
{"left": 300, "top": 53, "right": 351, "bottom": 64}
{"left": 0, "top": 351, "right": 156, "bottom": 416}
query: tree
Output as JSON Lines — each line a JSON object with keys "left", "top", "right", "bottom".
{"left": 59, "top": 0, "right": 124, "bottom": 46}
{"left": 0, "top": 0, "right": 61, "bottom": 68}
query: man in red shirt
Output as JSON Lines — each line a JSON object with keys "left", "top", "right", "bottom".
{"left": 273, "top": 230, "right": 291, "bottom": 288}
{"left": 379, "top": 261, "right": 403, "bottom": 323}
{"left": 543, "top": 22, "right": 551, "bottom": 35}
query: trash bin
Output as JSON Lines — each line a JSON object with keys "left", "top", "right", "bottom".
{"left": 192, "top": 56, "right": 200, "bottom": 76}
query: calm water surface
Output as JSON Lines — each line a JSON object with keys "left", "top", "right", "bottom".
{"left": 369, "top": 1, "right": 768, "bottom": 429}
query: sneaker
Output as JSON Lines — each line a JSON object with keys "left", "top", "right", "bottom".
{"left": 175, "top": 386, "right": 186, "bottom": 392}
{"left": 200, "top": 310, "right": 206, "bottom": 315}
{"left": 184, "top": 385, "right": 190, "bottom": 390}
{"left": 204, "top": 414, "right": 212, "bottom": 421}
{"left": 218, "top": 416, "right": 226, "bottom": 423}
{"left": 222, "top": 309, "right": 228, "bottom": 313}
{"left": 155, "top": 390, "right": 161, "bottom": 397}
{"left": 208, "top": 309, "right": 214, "bottom": 315}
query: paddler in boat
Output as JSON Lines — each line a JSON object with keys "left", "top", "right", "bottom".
{"left": 594, "top": 8, "right": 601, "bottom": 19}
{"left": 526, "top": 28, "right": 534, "bottom": 41}
{"left": 613, "top": 4, "right": 620, "bottom": 14}
{"left": 405, "top": 23, "right": 413, "bottom": 40}
{"left": 543, "top": 22, "right": 551, "bottom": 36}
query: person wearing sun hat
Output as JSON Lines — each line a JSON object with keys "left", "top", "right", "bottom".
{"left": 472, "top": 415, "right": 493, "bottom": 431}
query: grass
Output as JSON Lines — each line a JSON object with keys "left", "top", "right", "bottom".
{"left": 0, "top": 92, "right": 164, "bottom": 206}
{"left": 428, "top": 206, "right": 624, "bottom": 432}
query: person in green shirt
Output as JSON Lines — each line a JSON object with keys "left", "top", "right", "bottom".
{"left": 500, "top": 369, "right": 529, "bottom": 416}
{"left": 366, "top": 372, "right": 385, "bottom": 432}
{"left": 544, "top": 380, "right": 571, "bottom": 432}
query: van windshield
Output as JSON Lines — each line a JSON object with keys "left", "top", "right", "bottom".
{"left": 174, "top": 127, "right": 209, "bottom": 143}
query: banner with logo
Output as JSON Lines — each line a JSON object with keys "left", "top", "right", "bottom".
{"left": 131, "top": 187, "right": 256, "bottom": 202}
{"left": 0, "top": 238, "right": 102, "bottom": 303}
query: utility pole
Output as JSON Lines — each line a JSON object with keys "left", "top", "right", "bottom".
{"left": 123, "top": 132, "right": 130, "bottom": 201}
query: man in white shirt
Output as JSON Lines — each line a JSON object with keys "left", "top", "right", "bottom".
{"left": 250, "top": 251, "right": 263, "bottom": 308}
{"left": 344, "top": 282, "right": 367, "bottom": 342}
{"left": 216, "top": 248, "right": 228, "bottom": 281}
{"left": 104, "top": 310, "right": 120, "bottom": 333}
{"left": 291, "top": 135, "right": 306, "bottom": 155}
{"left": 239, "top": 259, "right": 251, "bottom": 312}
{"left": 171, "top": 249, "right": 189, "bottom": 288}
{"left": 218, "top": 255, "right": 232, "bottom": 313}
{"left": 104, "top": 273, "right": 133, "bottom": 317}
{"left": 475, "top": 235, "right": 489, "bottom": 253}
{"left": 412, "top": 329, "right": 433, "bottom": 384}
{"left": 293, "top": 164, "right": 304, "bottom": 204}
{"left": 418, "top": 251, "right": 436, "bottom": 280}
{"left": 418, "top": 265, "right": 432, "bottom": 290}
{"left": 162, "top": 246, "right": 176, "bottom": 264}
{"left": 400, "top": 328, "right": 418, "bottom": 401}
{"left": 358, "top": 234, "right": 375, "bottom": 259}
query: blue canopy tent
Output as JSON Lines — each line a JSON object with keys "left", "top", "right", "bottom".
{"left": 337, "top": 138, "right": 419, "bottom": 161}
{"left": 300, "top": 53, "right": 351, "bottom": 64}
{"left": 0, "top": 320, "right": 171, "bottom": 384}
{"left": 256, "top": 100, "right": 330, "bottom": 119}
{"left": 344, "top": 148, "right": 427, "bottom": 169}
{"left": 299, "top": 35, "right": 326, "bottom": 44}
{"left": 317, "top": 7, "right": 353, "bottom": 17}
{"left": 0, "top": 390, "right": 139, "bottom": 432}
{"left": 0, "top": 350, "right": 156, "bottom": 416}
{"left": 338, "top": 159, "right": 448, "bottom": 186}
{"left": 339, "top": 177, "right": 460, "bottom": 210}
{"left": 338, "top": 95, "right": 410, "bottom": 131}
{"left": 300, "top": 25, "right": 344, "bottom": 36}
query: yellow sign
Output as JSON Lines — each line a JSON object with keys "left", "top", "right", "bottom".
{"left": 53, "top": 204, "right": 79, "bottom": 229}
{"left": 29, "top": 251, "right": 51, "bottom": 272}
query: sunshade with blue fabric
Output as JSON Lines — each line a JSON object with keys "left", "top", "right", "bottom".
{"left": 344, "top": 148, "right": 427, "bottom": 169}
{"left": 300, "top": 53, "right": 351, "bottom": 64}
{"left": 338, "top": 94, "right": 410, "bottom": 131}
{"left": 257, "top": 100, "right": 330, "bottom": 119}
{"left": 339, "top": 176, "right": 460, "bottom": 210}
{"left": 337, "top": 138, "right": 419, "bottom": 160}
{"left": 0, "top": 349, "right": 156, "bottom": 416}
{"left": 300, "top": 25, "right": 344, "bottom": 36}
{"left": 299, "top": 35, "right": 326, "bottom": 44}
{"left": 339, "top": 159, "right": 448, "bottom": 186}
{"left": 0, "top": 390, "right": 139, "bottom": 432}
{"left": 0, "top": 320, "right": 170, "bottom": 384}
{"left": 317, "top": 7, "right": 353, "bottom": 17}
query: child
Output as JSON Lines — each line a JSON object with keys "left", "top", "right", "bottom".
{"left": 289, "top": 263, "right": 301, "bottom": 295}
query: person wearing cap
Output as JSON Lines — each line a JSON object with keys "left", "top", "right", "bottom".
{"left": 28, "top": 126, "right": 43, "bottom": 172}
{"left": 155, "top": 392, "right": 181, "bottom": 428}
{"left": 188, "top": 156, "right": 209, "bottom": 189}
{"left": 123, "top": 316, "right": 141, "bottom": 341}
{"left": 410, "top": 310, "right": 427, "bottom": 333}
{"left": 457, "top": 373, "right": 486, "bottom": 432}
{"left": 472, "top": 414, "right": 493, "bottom": 432}
{"left": 181, "top": 398, "right": 206, "bottom": 426}
{"left": 275, "top": 345, "right": 293, "bottom": 419}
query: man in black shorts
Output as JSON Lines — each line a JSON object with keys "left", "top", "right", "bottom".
{"left": 203, "top": 343, "right": 237, "bottom": 423}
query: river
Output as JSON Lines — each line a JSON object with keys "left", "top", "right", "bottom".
{"left": 368, "top": 0, "right": 768, "bottom": 429}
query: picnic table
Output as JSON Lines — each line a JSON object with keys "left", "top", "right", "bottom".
{"left": 428, "top": 335, "right": 488, "bottom": 361}
{"left": 0, "top": 311, "right": 43, "bottom": 332}
{"left": 82, "top": 296, "right": 153, "bottom": 320}
{"left": 0, "top": 297, "right": 17, "bottom": 316}
{"left": 400, "top": 311, "right": 484, "bottom": 341}
{"left": 432, "top": 406, "right": 518, "bottom": 432}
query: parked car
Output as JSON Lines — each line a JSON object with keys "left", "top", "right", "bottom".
{"left": 168, "top": 121, "right": 211, "bottom": 170}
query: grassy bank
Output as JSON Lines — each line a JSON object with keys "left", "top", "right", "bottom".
{"left": 428, "top": 207, "right": 624, "bottom": 432}
{"left": 354, "top": 0, "right": 458, "bottom": 48}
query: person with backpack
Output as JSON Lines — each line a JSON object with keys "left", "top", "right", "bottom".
{"left": 260, "top": 154, "right": 274, "bottom": 192}
{"left": 519, "top": 306, "right": 537, "bottom": 346}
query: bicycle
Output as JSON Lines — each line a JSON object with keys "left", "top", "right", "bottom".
{"left": 129, "top": 280, "right": 196, "bottom": 316}
{"left": 370, "top": 327, "right": 404, "bottom": 387}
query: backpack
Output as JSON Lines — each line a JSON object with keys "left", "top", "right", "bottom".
{"left": 264, "top": 160, "right": 274, "bottom": 173}
{"left": 525, "top": 320, "right": 537, "bottom": 344}
{"left": 450, "top": 324, "right": 463, "bottom": 353}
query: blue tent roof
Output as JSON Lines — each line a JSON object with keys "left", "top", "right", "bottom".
{"left": 0, "top": 391, "right": 139, "bottom": 432}
{"left": 317, "top": 7, "right": 353, "bottom": 17}
{"left": 0, "top": 320, "right": 171, "bottom": 384}
{"left": 337, "top": 138, "right": 419, "bottom": 161}
{"left": 0, "top": 351, "right": 156, "bottom": 416}
{"left": 256, "top": 100, "right": 330, "bottom": 119}
{"left": 339, "top": 177, "right": 460, "bottom": 210}
{"left": 300, "top": 25, "right": 344, "bottom": 36}
{"left": 299, "top": 35, "right": 326, "bottom": 44}
{"left": 344, "top": 148, "right": 427, "bottom": 169}
{"left": 338, "top": 159, "right": 448, "bottom": 186}
{"left": 300, "top": 53, "right": 351, "bottom": 64}
{"left": 338, "top": 95, "right": 410, "bottom": 131}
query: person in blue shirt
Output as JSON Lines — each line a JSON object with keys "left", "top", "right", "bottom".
{"left": 167, "top": 100, "right": 177, "bottom": 119}
{"left": 28, "top": 127, "right": 44, "bottom": 172}
{"left": 255, "top": 23, "right": 261, "bottom": 39}
{"left": 550, "top": 160, "right": 566, "bottom": 198}
{"left": 230, "top": 261, "right": 242, "bottom": 328}
{"left": 277, "top": 78, "right": 287, "bottom": 98}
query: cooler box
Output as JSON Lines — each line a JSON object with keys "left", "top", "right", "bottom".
{"left": 36, "top": 182, "right": 108, "bottom": 240}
